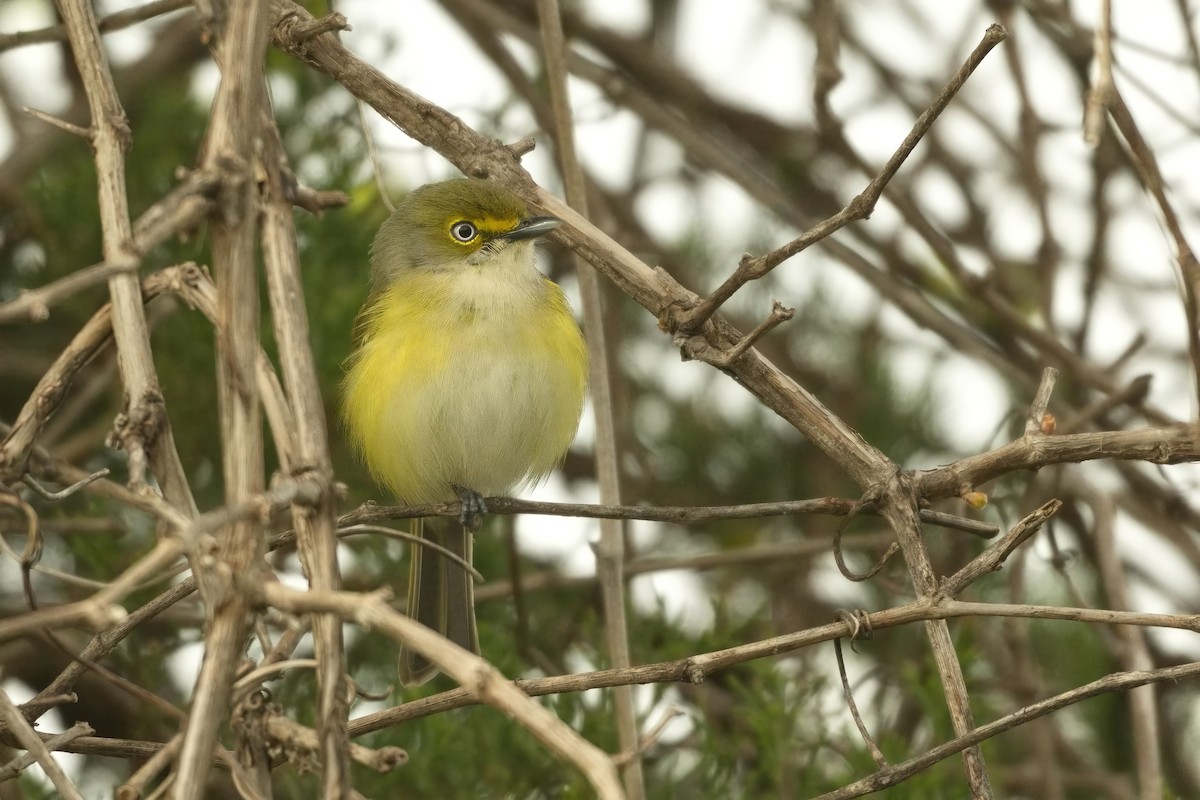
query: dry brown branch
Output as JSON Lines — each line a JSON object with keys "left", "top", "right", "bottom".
{"left": 0, "top": 721, "right": 94, "bottom": 782}
{"left": 875, "top": 474, "right": 994, "bottom": 797}
{"left": 0, "top": 686, "right": 86, "bottom": 798}
{"left": 1104, "top": 90, "right": 1200, "bottom": 406}
{"left": 20, "top": 579, "right": 198, "bottom": 721}
{"left": 535, "top": 0, "right": 642, "bottom": 794}
{"left": 345, "top": 598, "right": 1200, "bottom": 734}
{"left": 263, "top": 712, "right": 407, "bottom": 774}
{"left": 339, "top": 495, "right": 1000, "bottom": 537}
{"left": 0, "top": 596, "right": 125, "bottom": 643}
{"left": 116, "top": 732, "right": 181, "bottom": 800}
{"left": 939, "top": 499, "right": 1062, "bottom": 598}
{"left": 173, "top": 1, "right": 272, "bottom": 794}
{"left": 0, "top": 267, "right": 190, "bottom": 482}
{"left": 259, "top": 110, "right": 350, "bottom": 794}
{"left": 0, "top": 168, "right": 219, "bottom": 326}
{"left": 52, "top": 0, "right": 197, "bottom": 517}
{"left": 0, "top": 0, "right": 194, "bottom": 53}
{"left": 917, "top": 425, "right": 1200, "bottom": 499}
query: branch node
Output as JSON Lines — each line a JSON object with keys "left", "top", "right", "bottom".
{"left": 505, "top": 136, "right": 537, "bottom": 159}
{"left": 704, "top": 301, "right": 795, "bottom": 368}
{"left": 290, "top": 11, "right": 350, "bottom": 44}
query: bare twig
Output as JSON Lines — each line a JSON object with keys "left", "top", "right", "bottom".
{"left": 339, "top": 496, "right": 1000, "bottom": 538}
{"left": 876, "top": 474, "right": 995, "bottom": 797}
{"left": 698, "top": 301, "right": 796, "bottom": 368}
{"left": 1025, "top": 368, "right": 1059, "bottom": 435}
{"left": 0, "top": 596, "right": 126, "bottom": 643}
{"left": 22, "top": 106, "right": 92, "bottom": 139}
{"left": 918, "top": 425, "right": 1200, "bottom": 500}
{"left": 0, "top": 168, "right": 218, "bottom": 325}
{"left": 347, "top": 597, "right": 1200, "bottom": 733}
{"left": 0, "top": 722, "right": 94, "bottom": 782}
{"left": 0, "top": 687, "right": 86, "bottom": 799}
{"left": 49, "top": 0, "right": 198, "bottom": 520}
{"left": 260, "top": 104, "right": 349, "bottom": 796}
{"left": 537, "top": 0, "right": 640, "bottom": 793}
{"left": 0, "top": 0, "right": 193, "bottom": 52}
{"left": 287, "top": 11, "right": 350, "bottom": 43}
{"left": 940, "top": 500, "right": 1062, "bottom": 598}
{"left": 22, "top": 468, "right": 111, "bottom": 500}
{"left": 173, "top": 1, "right": 272, "bottom": 794}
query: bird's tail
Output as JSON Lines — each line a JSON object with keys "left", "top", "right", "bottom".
{"left": 397, "top": 516, "right": 479, "bottom": 685}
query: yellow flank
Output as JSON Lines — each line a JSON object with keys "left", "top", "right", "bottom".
{"left": 341, "top": 243, "right": 588, "bottom": 505}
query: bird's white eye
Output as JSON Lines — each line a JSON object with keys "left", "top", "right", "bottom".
{"left": 450, "top": 221, "right": 478, "bottom": 242}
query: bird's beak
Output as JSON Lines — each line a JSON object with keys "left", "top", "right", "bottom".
{"left": 498, "top": 216, "right": 561, "bottom": 242}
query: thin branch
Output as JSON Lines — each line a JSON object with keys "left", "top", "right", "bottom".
{"left": 875, "top": 473, "right": 995, "bottom": 797}
{"left": 0, "top": 596, "right": 126, "bottom": 643}
{"left": 939, "top": 500, "right": 1062, "bottom": 599}
{"left": 173, "top": 1, "right": 272, "bottom": 794}
{"left": 0, "top": 168, "right": 218, "bottom": 325}
{"left": 1024, "top": 367, "right": 1059, "bottom": 435}
{"left": 0, "top": 687, "right": 86, "bottom": 799}
{"left": 533, "top": 0, "right": 642, "bottom": 795}
{"left": 697, "top": 301, "right": 796, "bottom": 368}
{"left": 260, "top": 104, "right": 349, "bottom": 796}
{"left": 22, "top": 468, "right": 111, "bottom": 500}
{"left": 346, "top": 596, "right": 1200, "bottom": 734}
{"left": 918, "top": 425, "right": 1200, "bottom": 500}
{"left": 1105, "top": 94, "right": 1200, "bottom": 409}
{"left": 339, "top": 496, "right": 1000, "bottom": 538}
{"left": 0, "top": 722, "right": 94, "bottom": 782}
{"left": 0, "top": 0, "right": 193, "bottom": 53}
{"left": 53, "top": 0, "right": 198, "bottom": 519}
{"left": 22, "top": 106, "right": 92, "bottom": 139}
{"left": 287, "top": 11, "right": 350, "bottom": 43}
{"left": 116, "top": 734, "right": 181, "bottom": 800}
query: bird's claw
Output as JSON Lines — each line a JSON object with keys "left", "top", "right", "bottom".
{"left": 454, "top": 486, "right": 487, "bottom": 531}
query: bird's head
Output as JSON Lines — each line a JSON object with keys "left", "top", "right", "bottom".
{"left": 370, "top": 178, "right": 561, "bottom": 285}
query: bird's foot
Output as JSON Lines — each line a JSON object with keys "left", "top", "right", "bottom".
{"left": 453, "top": 485, "right": 487, "bottom": 532}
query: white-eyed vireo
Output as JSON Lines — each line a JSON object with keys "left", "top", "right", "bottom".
{"left": 341, "top": 178, "right": 588, "bottom": 685}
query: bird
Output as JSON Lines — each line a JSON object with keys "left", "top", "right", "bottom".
{"left": 341, "top": 178, "right": 589, "bottom": 685}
